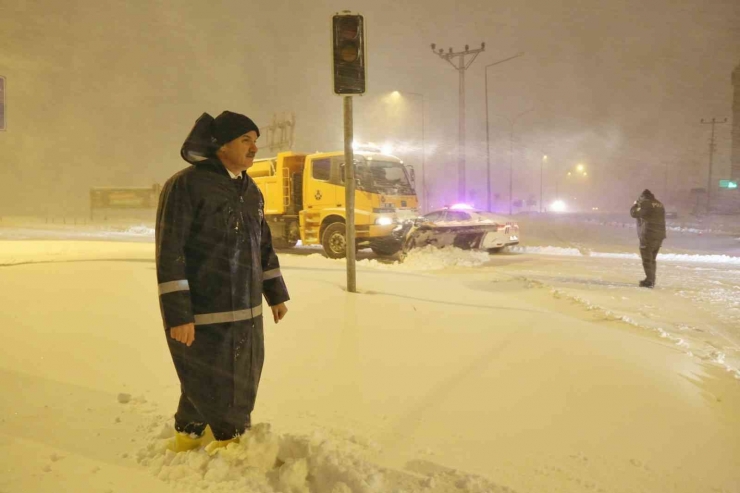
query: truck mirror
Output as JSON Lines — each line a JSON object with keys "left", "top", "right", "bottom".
{"left": 405, "top": 165, "right": 416, "bottom": 189}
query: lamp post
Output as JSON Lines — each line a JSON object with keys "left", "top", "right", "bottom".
{"left": 484, "top": 52, "right": 524, "bottom": 212}
{"left": 556, "top": 164, "right": 587, "bottom": 208}
{"left": 540, "top": 154, "right": 547, "bottom": 213}
{"left": 500, "top": 108, "right": 534, "bottom": 215}
{"left": 392, "top": 91, "right": 426, "bottom": 211}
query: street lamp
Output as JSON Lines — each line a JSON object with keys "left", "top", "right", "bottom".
{"left": 391, "top": 90, "right": 426, "bottom": 211}
{"left": 555, "top": 164, "right": 587, "bottom": 203}
{"left": 484, "top": 52, "right": 524, "bottom": 212}
{"left": 540, "top": 154, "right": 547, "bottom": 213}
{"left": 498, "top": 108, "right": 534, "bottom": 215}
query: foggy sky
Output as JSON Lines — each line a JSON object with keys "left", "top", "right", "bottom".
{"left": 1, "top": 0, "right": 739, "bottom": 215}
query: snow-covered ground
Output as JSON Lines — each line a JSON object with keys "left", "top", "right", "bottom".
{"left": 1, "top": 217, "right": 740, "bottom": 493}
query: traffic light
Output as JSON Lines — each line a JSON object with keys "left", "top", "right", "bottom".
{"left": 332, "top": 13, "right": 366, "bottom": 95}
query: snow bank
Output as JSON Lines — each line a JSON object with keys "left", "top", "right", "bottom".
{"left": 512, "top": 245, "right": 740, "bottom": 265}
{"left": 355, "top": 245, "right": 491, "bottom": 271}
{"left": 136, "top": 419, "right": 508, "bottom": 493}
{"left": 124, "top": 225, "right": 156, "bottom": 236}
{"left": 509, "top": 246, "right": 582, "bottom": 256}
{"left": 137, "top": 422, "right": 386, "bottom": 493}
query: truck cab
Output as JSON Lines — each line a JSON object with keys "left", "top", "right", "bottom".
{"left": 248, "top": 150, "right": 418, "bottom": 258}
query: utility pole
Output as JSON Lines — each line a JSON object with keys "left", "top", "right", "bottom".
{"left": 484, "top": 52, "right": 524, "bottom": 211}
{"left": 431, "top": 42, "right": 485, "bottom": 203}
{"left": 700, "top": 118, "right": 728, "bottom": 213}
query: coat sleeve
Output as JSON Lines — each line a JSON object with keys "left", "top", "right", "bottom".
{"left": 630, "top": 200, "right": 651, "bottom": 218}
{"left": 155, "top": 176, "right": 195, "bottom": 329}
{"left": 259, "top": 194, "right": 290, "bottom": 307}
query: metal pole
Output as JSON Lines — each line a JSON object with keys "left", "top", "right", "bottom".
{"left": 664, "top": 161, "right": 669, "bottom": 199}
{"left": 459, "top": 56, "right": 466, "bottom": 202}
{"left": 344, "top": 95, "right": 356, "bottom": 293}
{"left": 509, "top": 122, "right": 514, "bottom": 215}
{"left": 421, "top": 94, "right": 426, "bottom": 212}
{"left": 708, "top": 123, "right": 715, "bottom": 212}
{"left": 540, "top": 155, "right": 544, "bottom": 213}
{"left": 506, "top": 108, "right": 534, "bottom": 215}
{"left": 484, "top": 53, "right": 524, "bottom": 212}
{"left": 485, "top": 67, "right": 491, "bottom": 212}
{"left": 701, "top": 118, "right": 728, "bottom": 214}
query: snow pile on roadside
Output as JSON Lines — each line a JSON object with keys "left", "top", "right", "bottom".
{"left": 513, "top": 245, "right": 740, "bottom": 265}
{"left": 509, "top": 245, "right": 582, "bottom": 256}
{"left": 137, "top": 421, "right": 390, "bottom": 493}
{"left": 593, "top": 252, "right": 740, "bottom": 265}
{"left": 124, "top": 225, "right": 156, "bottom": 236}
{"left": 136, "top": 417, "right": 512, "bottom": 493}
{"left": 357, "top": 245, "right": 491, "bottom": 271}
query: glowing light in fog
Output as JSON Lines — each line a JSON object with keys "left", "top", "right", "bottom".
{"left": 550, "top": 200, "right": 567, "bottom": 212}
{"left": 450, "top": 203, "right": 474, "bottom": 210}
{"left": 381, "top": 144, "right": 394, "bottom": 155}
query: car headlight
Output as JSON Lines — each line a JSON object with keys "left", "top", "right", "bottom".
{"left": 375, "top": 216, "right": 394, "bottom": 226}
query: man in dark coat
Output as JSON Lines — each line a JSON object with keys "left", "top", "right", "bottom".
{"left": 155, "top": 111, "right": 289, "bottom": 454}
{"left": 629, "top": 189, "right": 667, "bottom": 288}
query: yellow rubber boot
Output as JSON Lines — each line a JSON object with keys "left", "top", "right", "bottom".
{"left": 166, "top": 432, "right": 204, "bottom": 453}
{"left": 204, "top": 436, "right": 239, "bottom": 456}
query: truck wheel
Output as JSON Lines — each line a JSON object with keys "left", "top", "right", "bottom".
{"left": 322, "top": 222, "right": 347, "bottom": 259}
{"left": 487, "top": 247, "right": 504, "bottom": 254}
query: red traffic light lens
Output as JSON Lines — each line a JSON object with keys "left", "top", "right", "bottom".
{"left": 339, "top": 17, "right": 359, "bottom": 39}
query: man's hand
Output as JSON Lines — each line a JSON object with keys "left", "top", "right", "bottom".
{"left": 271, "top": 303, "right": 288, "bottom": 324}
{"left": 170, "top": 322, "right": 195, "bottom": 346}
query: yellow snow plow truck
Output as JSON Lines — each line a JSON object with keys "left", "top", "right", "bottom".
{"left": 247, "top": 150, "right": 419, "bottom": 258}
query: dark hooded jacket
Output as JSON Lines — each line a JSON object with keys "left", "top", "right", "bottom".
{"left": 154, "top": 114, "right": 289, "bottom": 438}
{"left": 630, "top": 192, "right": 667, "bottom": 244}
{"left": 155, "top": 128, "right": 289, "bottom": 331}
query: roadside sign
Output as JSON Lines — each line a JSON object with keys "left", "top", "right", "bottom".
{"left": 719, "top": 180, "right": 738, "bottom": 189}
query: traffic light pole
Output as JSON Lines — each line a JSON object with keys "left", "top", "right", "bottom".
{"left": 344, "top": 96, "right": 357, "bottom": 293}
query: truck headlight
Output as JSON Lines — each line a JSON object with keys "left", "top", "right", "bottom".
{"left": 375, "top": 216, "right": 394, "bottom": 226}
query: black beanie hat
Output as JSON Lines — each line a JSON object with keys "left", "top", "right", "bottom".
{"left": 641, "top": 189, "right": 655, "bottom": 199}
{"left": 211, "top": 111, "right": 260, "bottom": 146}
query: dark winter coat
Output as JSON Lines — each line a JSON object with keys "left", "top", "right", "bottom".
{"left": 155, "top": 150, "right": 289, "bottom": 436}
{"left": 155, "top": 157, "right": 289, "bottom": 329}
{"left": 630, "top": 197, "right": 667, "bottom": 245}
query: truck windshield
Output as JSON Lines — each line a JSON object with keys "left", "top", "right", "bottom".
{"left": 356, "top": 159, "right": 415, "bottom": 195}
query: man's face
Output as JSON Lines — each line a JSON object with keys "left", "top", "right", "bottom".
{"left": 218, "top": 130, "right": 258, "bottom": 171}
